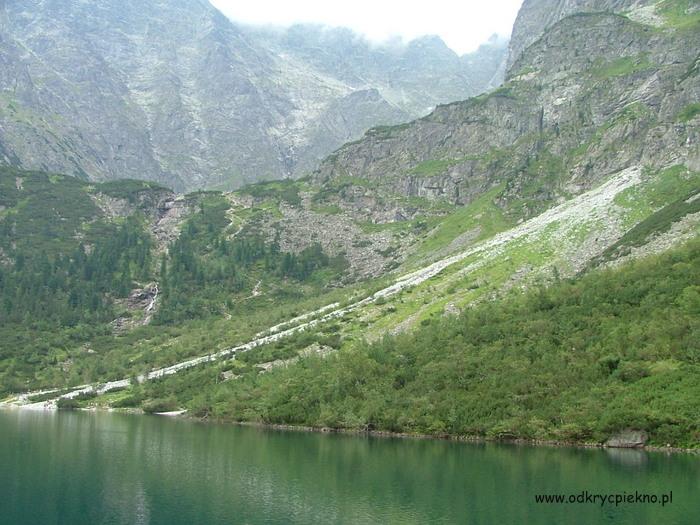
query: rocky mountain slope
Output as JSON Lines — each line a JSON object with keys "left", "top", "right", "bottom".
{"left": 312, "top": 0, "right": 699, "bottom": 233}
{"left": 506, "top": 0, "right": 643, "bottom": 69}
{"left": 0, "top": 0, "right": 506, "bottom": 191}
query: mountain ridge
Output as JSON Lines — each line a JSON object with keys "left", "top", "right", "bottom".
{"left": 311, "top": 3, "right": 699, "bottom": 231}
{"left": 0, "top": 0, "right": 507, "bottom": 190}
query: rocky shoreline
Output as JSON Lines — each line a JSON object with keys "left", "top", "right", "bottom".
{"left": 2, "top": 401, "right": 697, "bottom": 454}
{"left": 228, "top": 420, "right": 700, "bottom": 455}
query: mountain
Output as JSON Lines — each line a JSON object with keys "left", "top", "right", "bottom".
{"left": 313, "top": 0, "right": 699, "bottom": 226}
{"left": 249, "top": 25, "right": 508, "bottom": 115}
{"left": 1, "top": 0, "right": 699, "bottom": 447}
{"left": 506, "top": 0, "right": 643, "bottom": 69}
{"left": 0, "top": 0, "right": 507, "bottom": 191}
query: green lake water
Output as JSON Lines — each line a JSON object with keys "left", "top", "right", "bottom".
{"left": 1, "top": 410, "right": 697, "bottom": 524}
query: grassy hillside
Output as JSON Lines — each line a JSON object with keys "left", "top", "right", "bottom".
{"left": 131, "top": 239, "right": 700, "bottom": 448}
{"left": 2, "top": 159, "right": 699, "bottom": 451}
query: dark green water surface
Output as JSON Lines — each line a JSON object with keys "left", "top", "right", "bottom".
{"left": 1, "top": 410, "right": 697, "bottom": 524}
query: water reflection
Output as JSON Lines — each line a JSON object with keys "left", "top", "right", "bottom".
{"left": 1, "top": 410, "right": 698, "bottom": 525}
{"left": 605, "top": 448, "right": 649, "bottom": 468}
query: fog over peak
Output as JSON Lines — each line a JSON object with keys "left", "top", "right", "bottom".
{"left": 209, "top": 0, "right": 523, "bottom": 54}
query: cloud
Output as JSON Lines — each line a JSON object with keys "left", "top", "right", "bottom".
{"left": 209, "top": 0, "right": 523, "bottom": 54}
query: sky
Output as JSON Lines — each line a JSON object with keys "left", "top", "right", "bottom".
{"left": 208, "top": 0, "right": 524, "bottom": 55}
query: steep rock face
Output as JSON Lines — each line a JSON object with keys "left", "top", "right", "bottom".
{"left": 0, "top": 0, "right": 260, "bottom": 190}
{"left": 313, "top": 7, "right": 699, "bottom": 222}
{"left": 0, "top": 0, "right": 506, "bottom": 191}
{"left": 283, "top": 88, "right": 410, "bottom": 178}
{"left": 506, "top": 0, "right": 645, "bottom": 70}
{"left": 254, "top": 25, "right": 509, "bottom": 115}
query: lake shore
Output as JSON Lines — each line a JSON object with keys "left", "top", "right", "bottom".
{"left": 225, "top": 420, "right": 700, "bottom": 455}
{"left": 3, "top": 402, "right": 698, "bottom": 455}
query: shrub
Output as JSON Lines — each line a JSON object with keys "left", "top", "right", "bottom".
{"left": 56, "top": 397, "right": 80, "bottom": 410}
{"left": 111, "top": 394, "right": 142, "bottom": 408}
{"left": 142, "top": 398, "right": 178, "bottom": 414}
{"left": 615, "top": 362, "right": 650, "bottom": 383}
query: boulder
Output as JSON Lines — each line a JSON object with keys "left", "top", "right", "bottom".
{"left": 605, "top": 429, "right": 648, "bottom": 448}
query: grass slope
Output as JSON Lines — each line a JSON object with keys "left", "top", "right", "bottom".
{"left": 134, "top": 239, "right": 700, "bottom": 448}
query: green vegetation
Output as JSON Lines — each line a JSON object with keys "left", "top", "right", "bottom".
{"left": 615, "top": 165, "right": 700, "bottom": 227}
{"left": 505, "top": 150, "right": 568, "bottom": 220}
{"left": 677, "top": 103, "right": 700, "bottom": 123}
{"left": 0, "top": 168, "right": 352, "bottom": 393}
{"left": 56, "top": 397, "right": 81, "bottom": 410}
{"left": 27, "top": 388, "right": 74, "bottom": 403}
{"left": 310, "top": 203, "right": 342, "bottom": 215}
{"left": 485, "top": 85, "right": 516, "bottom": 99}
{"left": 472, "top": 84, "right": 517, "bottom": 104}
{"left": 156, "top": 193, "right": 347, "bottom": 323}
{"left": 0, "top": 206, "right": 153, "bottom": 391}
{"left": 2, "top": 153, "right": 698, "bottom": 450}
{"left": 144, "top": 240, "right": 700, "bottom": 447}
{"left": 312, "top": 175, "right": 373, "bottom": 202}
{"left": 0, "top": 167, "right": 100, "bottom": 254}
{"left": 96, "top": 179, "right": 168, "bottom": 202}
{"left": 238, "top": 180, "right": 302, "bottom": 207}
{"left": 366, "top": 122, "right": 411, "bottom": 140}
{"left": 513, "top": 66, "right": 536, "bottom": 77}
{"left": 567, "top": 102, "right": 654, "bottom": 163}
{"left": 591, "top": 55, "right": 653, "bottom": 79}
{"left": 409, "top": 159, "right": 460, "bottom": 177}
{"left": 657, "top": 0, "right": 700, "bottom": 30}
{"left": 142, "top": 398, "right": 179, "bottom": 414}
{"left": 411, "top": 184, "right": 511, "bottom": 260}
{"left": 594, "top": 187, "right": 700, "bottom": 265}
